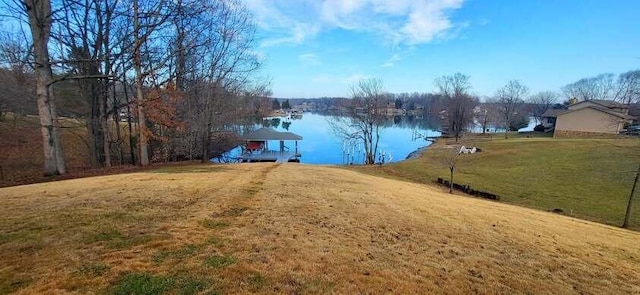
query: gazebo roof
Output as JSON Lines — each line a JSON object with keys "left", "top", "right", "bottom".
{"left": 241, "top": 127, "right": 303, "bottom": 141}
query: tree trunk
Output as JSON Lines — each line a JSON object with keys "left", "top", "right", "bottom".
{"left": 25, "top": 0, "right": 66, "bottom": 176}
{"left": 112, "top": 83, "right": 124, "bottom": 165}
{"left": 449, "top": 167, "right": 454, "bottom": 194}
{"left": 121, "top": 62, "right": 136, "bottom": 165}
{"left": 135, "top": 84, "right": 149, "bottom": 166}
{"left": 201, "top": 123, "right": 211, "bottom": 163}
{"left": 86, "top": 112, "right": 99, "bottom": 167}
{"left": 101, "top": 8, "right": 112, "bottom": 168}
{"left": 133, "top": 0, "right": 149, "bottom": 166}
{"left": 622, "top": 163, "right": 640, "bottom": 228}
{"left": 101, "top": 92, "right": 111, "bottom": 167}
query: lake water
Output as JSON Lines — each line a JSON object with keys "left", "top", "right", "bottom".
{"left": 232, "top": 113, "right": 441, "bottom": 165}
{"left": 223, "top": 113, "right": 537, "bottom": 165}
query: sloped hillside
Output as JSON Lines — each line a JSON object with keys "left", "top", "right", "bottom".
{"left": 0, "top": 163, "right": 638, "bottom": 294}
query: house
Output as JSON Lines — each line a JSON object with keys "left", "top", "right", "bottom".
{"left": 542, "top": 100, "right": 635, "bottom": 137}
{"left": 540, "top": 109, "right": 564, "bottom": 129}
{"left": 567, "top": 99, "right": 629, "bottom": 114}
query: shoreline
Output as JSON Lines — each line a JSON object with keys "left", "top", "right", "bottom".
{"left": 403, "top": 143, "right": 433, "bottom": 161}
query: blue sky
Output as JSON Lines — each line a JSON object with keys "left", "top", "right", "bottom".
{"left": 245, "top": 0, "right": 640, "bottom": 99}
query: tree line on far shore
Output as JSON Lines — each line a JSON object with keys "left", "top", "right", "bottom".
{"left": 330, "top": 70, "right": 638, "bottom": 164}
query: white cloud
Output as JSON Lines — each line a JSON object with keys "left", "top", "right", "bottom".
{"left": 245, "top": 0, "right": 322, "bottom": 47}
{"left": 344, "top": 73, "right": 371, "bottom": 83}
{"left": 380, "top": 53, "right": 403, "bottom": 67}
{"left": 400, "top": 0, "right": 464, "bottom": 44}
{"left": 245, "top": 0, "right": 467, "bottom": 47}
{"left": 298, "top": 53, "right": 321, "bottom": 66}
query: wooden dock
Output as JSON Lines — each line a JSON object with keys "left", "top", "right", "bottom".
{"left": 240, "top": 151, "right": 301, "bottom": 163}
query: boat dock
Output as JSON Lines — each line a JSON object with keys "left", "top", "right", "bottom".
{"left": 239, "top": 127, "right": 303, "bottom": 163}
{"left": 240, "top": 151, "right": 301, "bottom": 163}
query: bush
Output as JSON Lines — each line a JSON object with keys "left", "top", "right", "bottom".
{"left": 533, "top": 124, "right": 545, "bottom": 132}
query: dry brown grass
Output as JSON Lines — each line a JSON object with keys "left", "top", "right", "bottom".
{"left": 1, "top": 163, "right": 639, "bottom": 294}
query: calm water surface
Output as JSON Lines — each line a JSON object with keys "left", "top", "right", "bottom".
{"left": 225, "top": 113, "right": 537, "bottom": 165}
{"left": 239, "top": 113, "right": 441, "bottom": 165}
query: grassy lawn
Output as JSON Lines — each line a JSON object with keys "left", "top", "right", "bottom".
{"left": 356, "top": 133, "right": 640, "bottom": 230}
{"left": 1, "top": 163, "right": 639, "bottom": 293}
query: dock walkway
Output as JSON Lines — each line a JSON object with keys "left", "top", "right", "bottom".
{"left": 241, "top": 151, "right": 300, "bottom": 163}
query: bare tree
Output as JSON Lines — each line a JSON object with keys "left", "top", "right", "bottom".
{"left": 496, "top": 80, "right": 528, "bottom": 139}
{"left": 179, "top": 0, "right": 261, "bottom": 162}
{"left": 3, "top": 0, "right": 265, "bottom": 169}
{"left": 329, "top": 78, "right": 387, "bottom": 165}
{"left": 443, "top": 145, "right": 462, "bottom": 193}
{"left": 54, "top": 0, "right": 120, "bottom": 168}
{"left": 562, "top": 73, "right": 616, "bottom": 101}
{"left": 615, "top": 70, "right": 640, "bottom": 105}
{"left": 130, "top": 0, "right": 176, "bottom": 166}
{"left": 0, "top": 31, "right": 34, "bottom": 119}
{"left": 435, "top": 73, "right": 477, "bottom": 141}
{"left": 476, "top": 99, "right": 501, "bottom": 134}
{"left": 529, "top": 91, "right": 558, "bottom": 124}
{"left": 23, "top": 0, "right": 66, "bottom": 175}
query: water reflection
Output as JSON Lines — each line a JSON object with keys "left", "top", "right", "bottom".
{"left": 220, "top": 112, "right": 538, "bottom": 165}
{"left": 240, "top": 113, "right": 441, "bottom": 165}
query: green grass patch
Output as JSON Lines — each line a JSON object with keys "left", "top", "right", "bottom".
{"left": 111, "top": 273, "right": 174, "bottom": 295}
{"left": 356, "top": 137, "right": 640, "bottom": 230}
{"left": 204, "top": 254, "right": 236, "bottom": 269}
{"left": 110, "top": 272, "right": 210, "bottom": 295}
{"left": 201, "top": 219, "right": 229, "bottom": 229}
{"left": 0, "top": 233, "right": 14, "bottom": 245}
{"left": 247, "top": 273, "right": 266, "bottom": 291}
{"left": 172, "top": 276, "right": 209, "bottom": 295}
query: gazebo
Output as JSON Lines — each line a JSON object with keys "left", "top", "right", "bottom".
{"left": 240, "top": 128, "right": 303, "bottom": 163}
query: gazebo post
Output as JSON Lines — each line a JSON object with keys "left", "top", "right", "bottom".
{"left": 295, "top": 141, "right": 298, "bottom": 157}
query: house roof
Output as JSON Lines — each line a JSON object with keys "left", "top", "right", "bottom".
{"left": 241, "top": 127, "right": 303, "bottom": 141}
{"left": 541, "top": 108, "right": 566, "bottom": 118}
{"left": 571, "top": 99, "right": 629, "bottom": 109}
{"left": 557, "top": 106, "right": 636, "bottom": 120}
